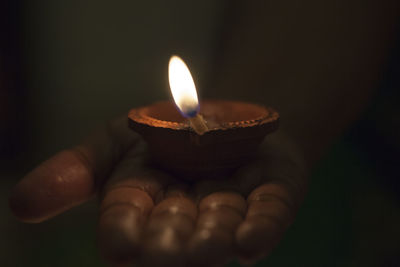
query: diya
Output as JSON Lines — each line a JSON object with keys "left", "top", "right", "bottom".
{"left": 128, "top": 56, "right": 279, "bottom": 180}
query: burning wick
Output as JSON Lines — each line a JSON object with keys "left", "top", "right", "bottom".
{"left": 168, "top": 55, "right": 208, "bottom": 135}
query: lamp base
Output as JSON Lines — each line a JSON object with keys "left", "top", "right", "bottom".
{"left": 128, "top": 100, "right": 279, "bottom": 180}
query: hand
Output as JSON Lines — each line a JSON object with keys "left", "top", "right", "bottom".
{"left": 9, "top": 115, "right": 307, "bottom": 266}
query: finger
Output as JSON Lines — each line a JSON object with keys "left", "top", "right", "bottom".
{"left": 140, "top": 185, "right": 196, "bottom": 267}
{"left": 98, "top": 157, "right": 171, "bottom": 264}
{"left": 9, "top": 116, "right": 139, "bottom": 223}
{"left": 8, "top": 149, "right": 95, "bottom": 223}
{"left": 236, "top": 183, "right": 295, "bottom": 264}
{"left": 188, "top": 191, "right": 247, "bottom": 266}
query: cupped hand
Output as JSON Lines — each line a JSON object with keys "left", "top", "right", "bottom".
{"left": 9, "top": 115, "right": 307, "bottom": 266}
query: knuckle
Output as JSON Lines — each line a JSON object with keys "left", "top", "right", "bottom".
{"left": 247, "top": 200, "right": 293, "bottom": 227}
{"left": 197, "top": 207, "right": 243, "bottom": 233}
{"left": 151, "top": 196, "right": 197, "bottom": 221}
{"left": 101, "top": 187, "right": 154, "bottom": 216}
{"left": 199, "top": 191, "right": 247, "bottom": 217}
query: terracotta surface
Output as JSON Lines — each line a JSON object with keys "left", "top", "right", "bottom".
{"left": 128, "top": 100, "right": 279, "bottom": 180}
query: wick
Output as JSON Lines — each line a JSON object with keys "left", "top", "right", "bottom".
{"left": 188, "top": 113, "right": 208, "bottom": 135}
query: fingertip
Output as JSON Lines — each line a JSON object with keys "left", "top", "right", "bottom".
{"left": 235, "top": 217, "right": 282, "bottom": 261}
{"left": 141, "top": 213, "right": 192, "bottom": 267}
{"left": 140, "top": 192, "right": 197, "bottom": 267}
{"left": 189, "top": 192, "right": 246, "bottom": 266}
{"left": 9, "top": 186, "right": 48, "bottom": 223}
{"left": 188, "top": 228, "right": 234, "bottom": 266}
{"left": 9, "top": 149, "right": 95, "bottom": 223}
{"left": 9, "top": 188, "right": 37, "bottom": 223}
{"left": 98, "top": 205, "right": 144, "bottom": 264}
{"left": 141, "top": 234, "right": 185, "bottom": 267}
{"left": 99, "top": 186, "right": 156, "bottom": 264}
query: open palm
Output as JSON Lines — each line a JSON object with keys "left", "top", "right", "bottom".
{"left": 10, "top": 115, "right": 307, "bottom": 266}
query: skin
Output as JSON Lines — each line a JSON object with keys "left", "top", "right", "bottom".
{"left": 9, "top": 116, "right": 306, "bottom": 266}
{"left": 9, "top": 1, "right": 399, "bottom": 266}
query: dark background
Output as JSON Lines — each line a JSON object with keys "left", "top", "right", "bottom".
{"left": 1, "top": 1, "right": 399, "bottom": 266}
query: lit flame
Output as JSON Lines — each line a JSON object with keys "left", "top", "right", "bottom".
{"left": 168, "top": 55, "right": 199, "bottom": 118}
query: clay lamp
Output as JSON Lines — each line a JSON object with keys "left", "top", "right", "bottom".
{"left": 128, "top": 55, "right": 279, "bottom": 180}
